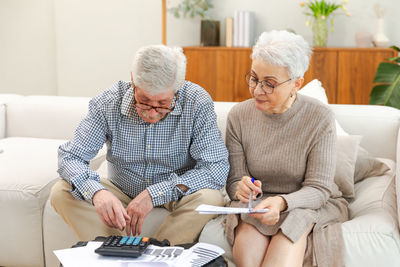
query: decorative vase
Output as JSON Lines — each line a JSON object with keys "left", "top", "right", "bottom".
{"left": 312, "top": 16, "right": 328, "bottom": 47}
{"left": 355, "top": 30, "right": 373, "bottom": 47}
{"left": 372, "top": 18, "right": 389, "bottom": 47}
{"left": 200, "top": 20, "right": 220, "bottom": 46}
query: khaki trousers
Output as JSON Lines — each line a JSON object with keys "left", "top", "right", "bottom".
{"left": 50, "top": 178, "right": 224, "bottom": 245}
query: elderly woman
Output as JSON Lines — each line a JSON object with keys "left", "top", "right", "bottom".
{"left": 224, "top": 30, "right": 348, "bottom": 267}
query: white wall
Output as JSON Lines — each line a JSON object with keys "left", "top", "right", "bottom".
{"left": 1, "top": 0, "right": 399, "bottom": 97}
{"left": 0, "top": 0, "right": 56, "bottom": 95}
{"left": 54, "top": 0, "right": 161, "bottom": 96}
{"left": 167, "top": 0, "right": 400, "bottom": 48}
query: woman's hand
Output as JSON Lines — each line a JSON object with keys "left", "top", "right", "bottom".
{"left": 235, "top": 176, "right": 262, "bottom": 203}
{"left": 250, "top": 196, "right": 287, "bottom": 225}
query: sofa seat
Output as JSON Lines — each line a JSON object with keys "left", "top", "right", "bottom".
{"left": 0, "top": 137, "right": 67, "bottom": 267}
{"left": 342, "top": 159, "right": 400, "bottom": 267}
{"left": 199, "top": 159, "right": 400, "bottom": 267}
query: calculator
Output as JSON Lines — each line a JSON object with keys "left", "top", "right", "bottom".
{"left": 94, "top": 235, "right": 150, "bottom": 258}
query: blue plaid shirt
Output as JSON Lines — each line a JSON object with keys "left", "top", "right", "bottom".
{"left": 58, "top": 80, "right": 229, "bottom": 207}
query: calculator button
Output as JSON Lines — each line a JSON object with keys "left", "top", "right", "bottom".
{"left": 126, "top": 236, "right": 135, "bottom": 245}
{"left": 132, "top": 237, "right": 142, "bottom": 246}
{"left": 120, "top": 236, "right": 129, "bottom": 245}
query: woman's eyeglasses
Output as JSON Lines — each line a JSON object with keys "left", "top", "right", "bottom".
{"left": 245, "top": 72, "right": 292, "bottom": 94}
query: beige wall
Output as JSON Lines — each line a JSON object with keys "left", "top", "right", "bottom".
{"left": 1, "top": 0, "right": 399, "bottom": 97}
{"left": 54, "top": 0, "right": 161, "bottom": 96}
{"left": 0, "top": 0, "right": 56, "bottom": 95}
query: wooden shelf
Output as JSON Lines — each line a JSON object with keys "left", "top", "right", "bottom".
{"left": 183, "top": 46, "right": 396, "bottom": 104}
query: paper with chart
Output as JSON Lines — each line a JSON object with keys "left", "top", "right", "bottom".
{"left": 195, "top": 204, "right": 269, "bottom": 214}
{"left": 54, "top": 241, "right": 224, "bottom": 267}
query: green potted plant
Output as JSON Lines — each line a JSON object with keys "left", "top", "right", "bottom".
{"left": 300, "top": 0, "right": 351, "bottom": 47}
{"left": 169, "top": 0, "right": 219, "bottom": 46}
{"left": 369, "top": 45, "right": 400, "bottom": 109}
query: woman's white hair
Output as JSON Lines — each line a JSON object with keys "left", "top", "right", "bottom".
{"left": 132, "top": 45, "right": 186, "bottom": 95}
{"left": 251, "top": 30, "right": 312, "bottom": 79}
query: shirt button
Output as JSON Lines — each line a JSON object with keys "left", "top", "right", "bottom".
{"left": 148, "top": 161, "right": 152, "bottom": 165}
{"left": 148, "top": 145, "right": 151, "bottom": 148}
{"left": 158, "top": 191, "right": 163, "bottom": 195}
{"left": 146, "top": 179, "right": 150, "bottom": 183}
{"left": 149, "top": 124, "right": 153, "bottom": 128}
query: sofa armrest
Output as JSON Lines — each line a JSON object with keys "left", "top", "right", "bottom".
{"left": 0, "top": 104, "right": 5, "bottom": 139}
{"left": 0, "top": 94, "right": 23, "bottom": 139}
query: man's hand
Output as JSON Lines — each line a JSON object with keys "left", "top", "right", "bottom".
{"left": 125, "top": 189, "right": 153, "bottom": 236}
{"left": 250, "top": 196, "right": 287, "bottom": 225}
{"left": 93, "top": 189, "right": 130, "bottom": 231}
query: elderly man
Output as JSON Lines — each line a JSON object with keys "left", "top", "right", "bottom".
{"left": 50, "top": 45, "right": 229, "bottom": 245}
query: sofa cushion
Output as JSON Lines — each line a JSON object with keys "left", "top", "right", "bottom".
{"left": 6, "top": 96, "right": 90, "bottom": 140}
{"left": 43, "top": 198, "right": 79, "bottom": 267}
{"left": 335, "top": 135, "right": 361, "bottom": 198}
{"left": 348, "top": 159, "right": 396, "bottom": 220}
{"left": 0, "top": 137, "right": 106, "bottom": 267}
{"left": 0, "top": 137, "right": 67, "bottom": 193}
{"left": 0, "top": 137, "right": 66, "bottom": 267}
{"left": 342, "top": 158, "right": 400, "bottom": 267}
{"left": 354, "top": 147, "right": 391, "bottom": 183}
{"left": 298, "top": 79, "right": 348, "bottom": 136}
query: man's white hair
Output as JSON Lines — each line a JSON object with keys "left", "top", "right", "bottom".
{"left": 132, "top": 45, "right": 186, "bottom": 95}
{"left": 251, "top": 30, "right": 312, "bottom": 79}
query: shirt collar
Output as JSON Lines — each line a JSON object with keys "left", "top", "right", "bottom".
{"left": 169, "top": 92, "right": 182, "bottom": 116}
{"left": 121, "top": 85, "right": 182, "bottom": 124}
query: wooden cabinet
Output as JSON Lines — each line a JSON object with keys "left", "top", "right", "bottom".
{"left": 183, "top": 46, "right": 396, "bottom": 104}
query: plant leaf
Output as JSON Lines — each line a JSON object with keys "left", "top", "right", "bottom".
{"left": 370, "top": 84, "right": 391, "bottom": 105}
{"left": 390, "top": 45, "right": 400, "bottom": 52}
{"left": 385, "top": 74, "right": 400, "bottom": 108}
{"left": 370, "top": 68, "right": 400, "bottom": 108}
{"left": 388, "top": 57, "right": 400, "bottom": 63}
{"left": 373, "top": 62, "right": 400, "bottom": 84}
{"left": 167, "top": 0, "right": 213, "bottom": 19}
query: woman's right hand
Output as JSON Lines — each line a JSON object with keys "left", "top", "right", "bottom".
{"left": 235, "top": 176, "right": 262, "bottom": 203}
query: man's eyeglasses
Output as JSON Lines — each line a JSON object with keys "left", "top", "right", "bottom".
{"left": 131, "top": 72, "right": 178, "bottom": 114}
{"left": 245, "top": 72, "right": 292, "bottom": 94}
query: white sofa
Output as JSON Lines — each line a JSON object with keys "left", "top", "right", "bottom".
{"left": 0, "top": 94, "right": 399, "bottom": 267}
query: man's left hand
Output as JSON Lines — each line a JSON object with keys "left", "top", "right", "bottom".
{"left": 125, "top": 189, "right": 153, "bottom": 236}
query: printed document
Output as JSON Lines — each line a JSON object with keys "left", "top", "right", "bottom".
{"left": 54, "top": 241, "right": 224, "bottom": 267}
{"left": 195, "top": 204, "right": 269, "bottom": 214}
